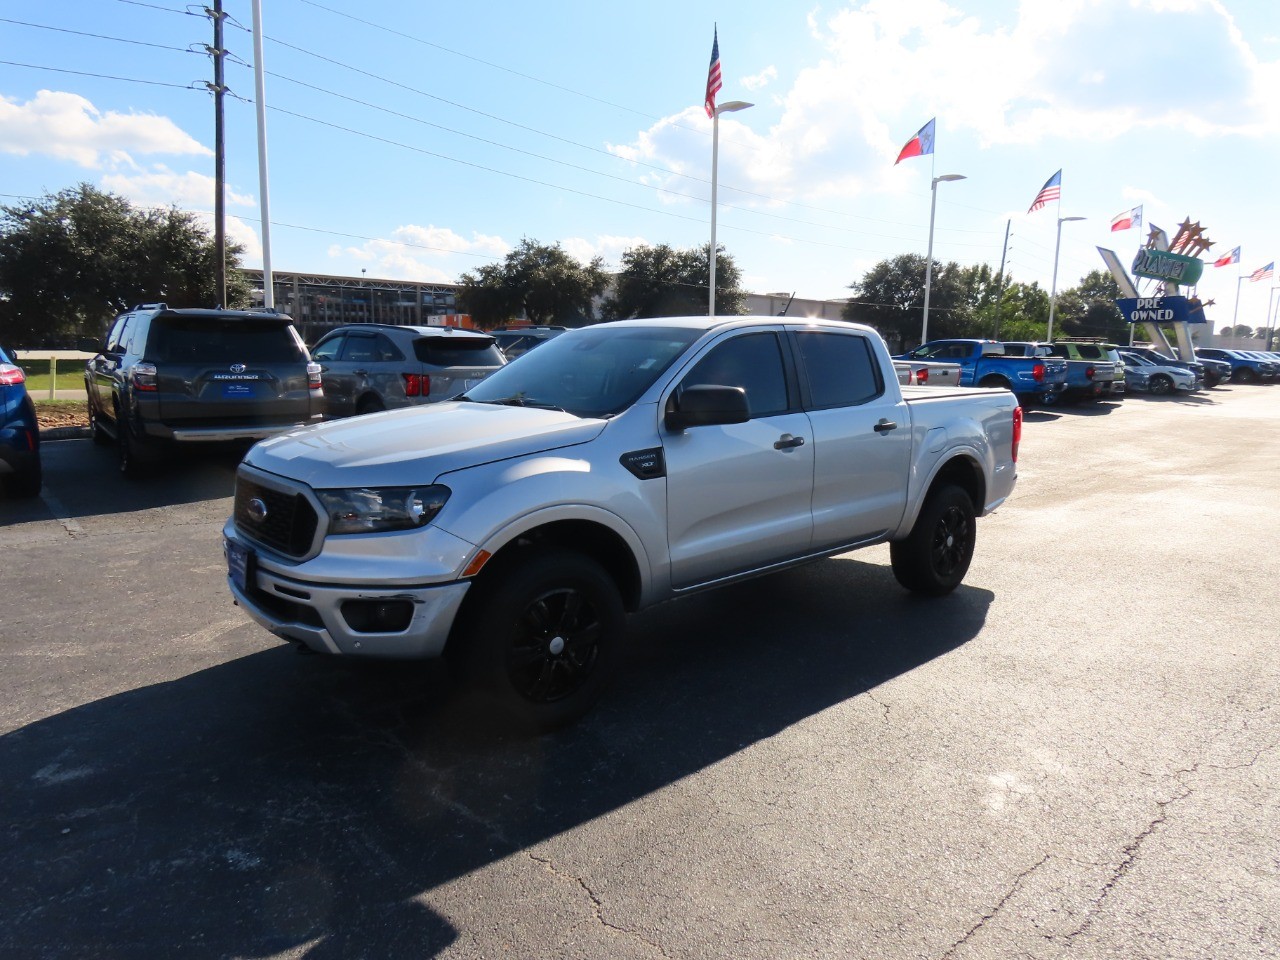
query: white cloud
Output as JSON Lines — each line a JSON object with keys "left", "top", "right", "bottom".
{"left": 0, "top": 90, "right": 209, "bottom": 168}
{"left": 609, "top": 0, "right": 1278, "bottom": 214}
{"left": 325, "top": 224, "right": 510, "bottom": 282}
{"left": 561, "top": 234, "right": 651, "bottom": 268}
{"left": 101, "top": 166, "right": 254, "bottom": 210}
{"left": 741, "top": 66, "right": 778, "bottom": 92}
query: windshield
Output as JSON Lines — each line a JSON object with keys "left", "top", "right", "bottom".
{"left": 461, "top": 325, "right": 701, "bottom": 417}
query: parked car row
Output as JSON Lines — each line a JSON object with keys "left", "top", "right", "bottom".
{"left": 900, "top": 338, "right": 1280, "bottom": 404}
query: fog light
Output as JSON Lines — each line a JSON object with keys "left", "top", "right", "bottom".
{"left": 340, "top": 599, "right": 414, "bottom": 633}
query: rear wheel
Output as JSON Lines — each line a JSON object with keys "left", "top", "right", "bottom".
{"left": 356, "top": 395, "right": 385, "bottom": 416}
{"left": 116, "top": 410, "right": 156, "bottom": 479}
{"left": 890, "top": 484, "right": 976, "bottom": 596}
{"left": 1149, "top": 374, "right": 1174, "bottom": 396}
{"left": 456, "top": 550, "right": 625, "bottom": 730}
{"left": 88, "top": 401, "right": 110, "bottom": 445}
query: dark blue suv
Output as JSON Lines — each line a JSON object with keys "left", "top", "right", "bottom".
{"left": 0, "top": 343, "right": 42, "bottom": 498}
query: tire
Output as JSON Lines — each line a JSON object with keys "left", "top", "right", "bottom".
{"left": 890, "top": 484, "right": 976, "bottom": 596}
{"left": 456, "top": 550, "right": 625, "bottom": 731}
{"left": 979, "top": 375, "right": 1011, "bottom": 390}
{"left": 356, "top": 395, "right": 385, "bottom": 416}
{"left": 1149, "top": 374, "right": 1173, "bottom": 396}
{"left": 1237, "top": 368, "right": 1258, "bottom": 384}
{"left": 88, "top": 400, "right": 111, "bottom": 445}
{"left": 118, "top": 417, "right": 154, "bottom": 479}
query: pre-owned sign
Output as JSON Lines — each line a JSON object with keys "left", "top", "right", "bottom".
{"left": 1115, "top": 296, "right": 1207, "bottom": 324}
{"left": 1130, "top": 248, "right": 1204, "bottom": 286}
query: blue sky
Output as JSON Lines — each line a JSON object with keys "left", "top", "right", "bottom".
{"left": 1, "top": 0, "right": 1277, "bottom": 329}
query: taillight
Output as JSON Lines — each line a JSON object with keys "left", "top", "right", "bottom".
{"left": 307, "top": 362, "right": 323, "bottom": 391}
{"left": 0, "top": 363, "right": 25, "bottom": 386}
{"left": 402, "top": 373, "right": 424, "bottom": 397}
{"left": 916, "top": 367, "right": 929, "bottom": 385}
{"left": 1085, "top": 365, "right": 1095, "bottom": 380}
{"left": 1012, "top": 405, "right": 1023, "bottom": 463}
{"left": 131, "top": 362, "right": 157, "bottom": 392}
{"left": 1032, "top": 362, "right": 1045, "bottom": 383}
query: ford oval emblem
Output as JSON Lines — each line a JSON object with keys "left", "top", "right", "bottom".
{"left": 246, "top": 498, "right": 268, "bottom": 522}
{"left": 230, "top": 363, "right": 247, "bottom": 374}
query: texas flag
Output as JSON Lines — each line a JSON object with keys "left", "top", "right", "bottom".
{"left": 1110, "top": 205, "right": 1142, "bottom": 232}
{"left": 1214, "top": 246, "right": 1240, "bottom": 267}
{"left": 894, "top": 118, "right": 936, "bottom": 165}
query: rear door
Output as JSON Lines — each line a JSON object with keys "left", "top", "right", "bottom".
{"left": 412, "top": 335, "right": 506, "bottom": 401}
{"left": 792, "top": 328, "right": 911, "bottom": 548}
{"left": 147, "top": 315, "right": 312, "bottom": 426}
{"left": 309, "top": 334, "right": 348, "bottom": 416}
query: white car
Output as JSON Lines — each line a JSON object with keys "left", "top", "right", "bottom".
{"left": 1119, "top": 351, "right": 1197, "bottom": 395}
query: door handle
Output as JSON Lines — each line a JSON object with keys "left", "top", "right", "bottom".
{"left": 774, "top": 434, "right": 805, "bottom": 449}
{"left": 873, "top": 419, "right": 898, "bottom": 433}
{"left": 352, "top": 369, "right": 368, "bottom": 376}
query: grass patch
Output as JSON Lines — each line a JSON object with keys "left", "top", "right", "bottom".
{"left": 17, "top": 358, "right": 85, "bottom": 393}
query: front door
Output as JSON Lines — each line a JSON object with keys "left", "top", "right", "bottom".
{"left": 662, "top": 331, "right": 814, "bottom": 590}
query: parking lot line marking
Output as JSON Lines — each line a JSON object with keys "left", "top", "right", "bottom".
{"left": 39, "top": 490, "right": 85, "bottom": 538}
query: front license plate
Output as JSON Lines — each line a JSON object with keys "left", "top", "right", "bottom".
{"left": 227, "top": 539, "right": 255, "bottom": 592}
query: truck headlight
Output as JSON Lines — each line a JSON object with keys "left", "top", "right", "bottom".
{"left": 316, "top": 485, "right": 450, "bottom": 535}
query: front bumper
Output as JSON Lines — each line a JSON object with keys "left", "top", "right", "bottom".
{"left": 224, "top": 536, "right": 471, "bottom": 658}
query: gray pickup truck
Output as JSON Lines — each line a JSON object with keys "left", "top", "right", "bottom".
{"left": 224, "top": 317, "right": 1021, "bottom": 728}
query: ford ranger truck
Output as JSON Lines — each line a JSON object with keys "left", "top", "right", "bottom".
{"left": 225, "top": 318, "right": 1021, "bottom": 729}
{"left": 899, "top": 339, "right": 1066, "bottom": 404}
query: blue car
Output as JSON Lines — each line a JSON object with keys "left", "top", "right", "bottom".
{"left": 0, "top": 343, "right": 42, "bottom": 498}
{"left": 1195, "top": 348, "right": 1276, "bottom": 384}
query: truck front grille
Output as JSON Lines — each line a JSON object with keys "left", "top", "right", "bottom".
{"left": 234, "top": 475, "right": 319, "bottom": 558}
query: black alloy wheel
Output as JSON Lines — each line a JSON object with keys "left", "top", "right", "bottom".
{"left": 1150, "top": 374, "right": 1173, "bottom": 396}
{"left": 890, "top": 484, "right": 976, "bottom": 596}
{"left": 458, "top": 550, "right": 625, "bottom": 730}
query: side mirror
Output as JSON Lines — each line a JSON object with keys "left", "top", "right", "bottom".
{"left": 665, "top": 384, "right": 749, "bottom": 432}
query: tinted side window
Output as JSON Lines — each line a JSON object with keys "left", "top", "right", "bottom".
{"left": 684, "top": 332, "right": 789, "bottom": 418}
{"left": 373, "top": 334, "right": 403, "bottom": 362}
{"left": 340, "top": 335, "right": 379, "bottom": 363}
{"left": 1048, "top": 345, "right": 1068, "bottom": 358}
{"left": 106, "top": 315, "right": 131, "bottom": 354}
{"left": 311, "top": 335, "right": 344, "bottom": 361}
{"left": 794, "top": 331, "right": 882, "bottom": 408}
{"left": 1075, "top": 345, "right": 1105, "bottom": 360}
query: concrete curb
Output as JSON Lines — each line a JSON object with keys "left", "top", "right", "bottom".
{"left": 42, "top": 426, "right": 92, "bottom": 441}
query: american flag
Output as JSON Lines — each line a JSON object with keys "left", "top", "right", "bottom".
{"left": 1250, "top": 261, "right": 1274, "bottom": 282}
{"left": 705, "top": 28, "right": 723, "bottom": 118}
{"left": 1027, "top": 170, "right": 1061, "bottom": 214}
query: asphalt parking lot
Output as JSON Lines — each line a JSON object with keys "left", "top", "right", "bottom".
{"left": 2, "top": 386, "right": 1277, "bottom": 960}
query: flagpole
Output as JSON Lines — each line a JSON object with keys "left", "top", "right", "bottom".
{"left": 1231, "top": 274, "right": 1245, "bottom": 338}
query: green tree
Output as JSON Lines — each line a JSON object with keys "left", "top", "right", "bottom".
{"left": 0, "top": 183, "right": 248, "bottom": 345}
{"left": 458, "top": 238, "right": 609, "bottom": 328}
{"left": 1054, "top": 269, "right": 1126, "bottom": 341}
{"left": 603, "top": 242, "right": 745, "bottom": 319}
{"left": 844, "top": 253, "right": 970, "bottom": 350}
{"left": 986, "top": 280, "right": 1051, "bottom": 341}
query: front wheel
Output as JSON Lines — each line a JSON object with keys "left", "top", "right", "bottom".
{"left": 456, "top": 550, "right": 625, "bottom": 730}
{"left": 890, "top": 484, "right": 976, "bottom": 596}
{"left": 1149, "top": 374, "right": 1174, "bottom": 396}
{"left": 88, "top": 400, "right": 111, "bottom": 445}
{"left": 979, "top": 375, "right": 1011, "bottom": 390}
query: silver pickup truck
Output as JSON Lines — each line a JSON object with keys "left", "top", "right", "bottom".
{"left": 224, "top": 317, "right": 1021, "bottom": 728}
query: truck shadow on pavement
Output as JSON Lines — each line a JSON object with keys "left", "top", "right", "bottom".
{"left": 1, "top": 559, "right": 993, "bottom": 959}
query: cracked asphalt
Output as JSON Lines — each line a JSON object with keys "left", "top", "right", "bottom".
{"left": 1, "top": 385, "right": 1277, "bottom": 959}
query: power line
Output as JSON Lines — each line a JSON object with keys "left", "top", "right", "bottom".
{"left": 0, "top": 16, "right": 200, "bottom": 55}
{"left": 0, "top": 59, "right": 195, "bottom": 89}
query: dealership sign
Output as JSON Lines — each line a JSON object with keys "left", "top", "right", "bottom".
{"left": 1115, "top": 296, "right": 1207, "bottom": 325}
{"left": 1130, "top": 248, "right": 1204, "bottom": 286}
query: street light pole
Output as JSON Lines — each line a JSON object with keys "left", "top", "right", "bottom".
{"left": 1047, "top": 215, "right": 1085, "bottom": 342}
{"left": 920, "top": 173, "right": 966, "bottom": 345}
{"left": 709, "top": 100, "right": 753, "bottom": 317}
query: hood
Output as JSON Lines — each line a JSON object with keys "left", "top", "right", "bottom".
{"left": 244, "top": 401, "right": 606, "bottom": 489}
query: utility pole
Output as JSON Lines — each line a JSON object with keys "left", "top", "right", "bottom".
{"left": 210, "top": 0, "right": 227, "bottom": 307}
{"left": 993, "top": 218, "right": 1010, "bottom": 339}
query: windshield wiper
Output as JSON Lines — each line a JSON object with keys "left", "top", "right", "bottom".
{"left": 474, "top": 395, "right": 568, "bottom": 413}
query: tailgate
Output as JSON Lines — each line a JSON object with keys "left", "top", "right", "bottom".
{"left": 156, "top": 363, "right": 313, "bottom": 423}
